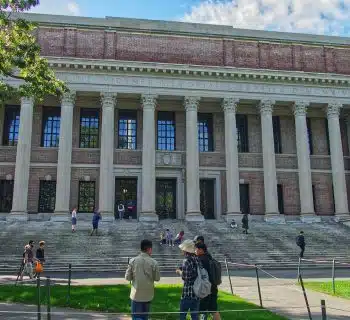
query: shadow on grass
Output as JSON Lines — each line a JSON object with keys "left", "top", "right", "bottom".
{"left": 0, "top": 284, "right": 286, "bottom": 320}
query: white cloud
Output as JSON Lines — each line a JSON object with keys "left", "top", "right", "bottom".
{"left": 29, "top": 0, "right": 81, "bottom": 16}
{"left": 182, "top": 0, "right": 350, "bottom": 36}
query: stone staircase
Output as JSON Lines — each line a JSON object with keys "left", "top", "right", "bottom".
{"left": 0, "top": 219, "right": 349, "bottom": 275}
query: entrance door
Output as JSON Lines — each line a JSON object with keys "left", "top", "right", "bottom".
{"left": 200, "top": 179, "right": 215, "bottom": 219}
{"left": 239, "top": 184, "right": 250, "bottom": 213}
{"left": 156, "top": 179, "right": 176, "bottom": 219}
{"left": 115, "top": 178, "right": 137, "bottom": 219}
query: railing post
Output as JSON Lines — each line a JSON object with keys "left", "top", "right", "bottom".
{"left": 67, "top": 263, "right": 72, "bottom": 306}
{"left": 299, "top": 274, "right": 312, "bottom": 320}
{"left": 224, "top": 258, "right": 233, "bottom": 295}
{"left": 321, "top": 299, "right": 327, "bottom": 320}
{"left": 332, "top": 259, "right": 336, "bottom": 295}
{"left": 36, "top": 277, "right": 41, "bottom": 320}
{"left": 46, "top": 277, "right": 51, "bottom": 320}
{"left": 297, "top": 257, "right": 301, "bottom": 282}
{"left": 255, "top": 265, "right": 263, "bottom": 308}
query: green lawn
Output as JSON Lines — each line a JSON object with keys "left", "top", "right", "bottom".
{"left": 304, "top": 281, "right": 350, "bottom": 299}
{"left": 0, "top": 284, "right": 286, "bottom": 320}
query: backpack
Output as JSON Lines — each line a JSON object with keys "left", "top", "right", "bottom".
{"left": 193, "top": 262, "right": 212, "bottom": 299}
{"left": 209, "top": 257, "right": 222, "bottom": 286}
{"left": 296, "top": 235, "right": 304, "bottom": 247}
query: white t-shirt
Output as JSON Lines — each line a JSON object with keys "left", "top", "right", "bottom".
{"left": 71, "top": 210, "right": 77, "bottom": 218}
{"left": 118, "top": 204, "right": 125, "bottom": 212}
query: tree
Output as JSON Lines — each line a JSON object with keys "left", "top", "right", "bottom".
{"left": 0, "top": 0, "right": 67, "bottom": 102}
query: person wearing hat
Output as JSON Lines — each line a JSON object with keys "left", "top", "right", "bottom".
{"left": 194, "top": 236, "right": 204, "bottom": 244}
{"left": 176, "top": 239, "right": 200, "bottom": 320}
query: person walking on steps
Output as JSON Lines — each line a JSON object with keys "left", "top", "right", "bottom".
{"left": 33, "top": 241, "right": 45, "bottom": 278}
{"left": 242, "top": 213, "right": 249, "bottom": 234}
{"left": 296, "top": 231, "right": 306, "bottom": 258}
{"left": 90, "top": 209, "right": 102, "bottom": 236}
{"left": 71, "top": 207, "right": 77, "bottom": 232}
{"left": 20, "top": 240, "right": 35, "bottom": 281}
{"left": 125, "top": 239, "right": 160, "bottom": 320}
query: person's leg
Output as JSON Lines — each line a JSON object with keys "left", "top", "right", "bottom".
{"left": 131, "top": 300, "right": 145, "bottom": 320}
{"left": 142, "top": 301, "right": 151, "bottom": 320}
{"left": 180, "top": 298, "right": 189, "bottom": 320}
{"left": 300, "top": 246, "right": 305, "bottom": 258}
{"left": 27, "top": 263, "right": 33, "bottom": 279}
{"left": 189, "top": 298, "right": 200, "bottom": 320}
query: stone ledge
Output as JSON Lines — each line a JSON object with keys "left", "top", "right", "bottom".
{"left": 264, "top": 214, "right": 286, "bottom": 224}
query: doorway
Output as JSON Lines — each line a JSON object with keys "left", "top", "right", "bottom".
{"left": 277, "top": 184, "right": 284, "bottom": 214}
{"left": 200, "top": 179, "right": 215, "bottom": 219}
{"left": 239, "top": 184, "right": 250, "bottom": 214}
{"left": 156, "top": 179, "right": 177, "bottom": 219}
{"left": 115, "top": 178, "right": 138, "bottom": 219}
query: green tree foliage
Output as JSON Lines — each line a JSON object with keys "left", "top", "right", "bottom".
{"left": 0, "top": 0, "right": 67, "bottom": 101}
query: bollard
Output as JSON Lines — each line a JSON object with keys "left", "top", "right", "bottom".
{"left": 299, "top": 274, "right": 312, "bottom": 320}
{"left": 46, "top": 277, "right": 51, "bottom": 320}
{"left": 332, "top": 259, "right": 336, "bottom": 295}
{"left": 224, "top": 258, "right": 234, "bottom": 295}
{"left": 36, "top": 277, "right": 41, "bottom": 320}
{"left": 297, "top": 257, "right": 301, "bottom": 282}
{"left": 255, "top": 265, "right": 263, "bottom": 308}
{"left": 321, "top": 299, "right": 327, "bottom": 320}
{"left": 67, "top": 263, "right": 72, "bottom": 305}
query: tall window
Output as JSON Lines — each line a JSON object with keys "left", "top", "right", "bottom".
{"left": 312, "top": 185, "right": 316, "bottom": 213}
{"left": 325, "top": 119, "right": 330, "bottom": 155}
{"left": 0, "top": 180, "right": 13, "bottom": 212}
{"left": 78, "top": 181, "right": 95, "bottom": 212}
{"left": 41, "top": 108, "right": 60, "bottom": 147}
{"left": 118, "top": 110, "right": 137, "bottom": 149}
{"left": 273, "top": 116, "right": 282, "bottom": 154}
{"left": 3, "top": 106, "right": 20, "bottom": 146}
{"left": 198, "top": 113, "right": 213, "bottom": 152}
{"left": 38, "top": 180, "right": 56, "bottom": 213}
{"left": 236, "top": 114, "right": 249, "bottom": 152}
{"left": 277, "top": 184, "right": 284, "bottom": 214}
{"left": 157, "top": 111, "right": 175, "bottom": 151}
{"left": 80, "top": 109, "right": 99, "bottom": 148}
{"left": 306, "top": 117, "right": 313, "bottom": 155}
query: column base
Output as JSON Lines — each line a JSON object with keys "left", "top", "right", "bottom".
{"left": 264, "top": 214, "right": 286, "bottom": 224}
{"left": 139, "top": 212, "right": 159, "bottom": 222}
{"left": 51, "top": 211, "right": 70, "bottom": 222}
{"left": 7, "top": 212, "right": 28, "bottom": 222}
{"left": 333, "top": 214, "right": 350, "bottom": 223}
{"left": 300, "top": 213, "right": 321, "bottom": 223}
{"left": 225, "top": 212, "right": 242, "bottom": 222}
{"left": 185, "top": 212, "right": 205, "bottom": 222}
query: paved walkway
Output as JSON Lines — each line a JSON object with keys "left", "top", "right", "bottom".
{"left": 1, "top": 275, "right": 350, "bottom": 319}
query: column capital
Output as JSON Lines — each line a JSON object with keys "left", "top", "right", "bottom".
{"left": 258, "top": 100, "right": 275, "bottom": 114}
{"left": 222, "top": 97, "right": 239, "bottom": 113}
{"left": 184, "top": 96, "right": 200, "bottom": 112}
{"left": 61, "top": 91, "right": 76, "bottom": 105}
{"left": 293, "top": 100, "right": 309, "bottom": 116}
{"left": 20, "top": 96, "right": 34, "bottom": 105}
{"left": 141, "top": 94, "right": 157, "bottom": 110}
{"left": 327, "top": 102, "right": 342, "bottom": 119}
{"left": 100, "top": 92, "right": 117, "bottom": 108}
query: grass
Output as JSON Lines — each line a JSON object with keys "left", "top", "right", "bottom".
{"left": 0, "top": 284, "right": 286, "bottom": 320}
{"left": 304, "top": 280, "right": 350, "bottom": 299}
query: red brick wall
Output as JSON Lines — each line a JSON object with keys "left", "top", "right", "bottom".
{"left": 37, "top": 27, "right": 350, "bottom": 74}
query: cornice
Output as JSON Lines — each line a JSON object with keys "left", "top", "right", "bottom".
{"left": 47, "top": 57, "right": 350, "bottom": 88}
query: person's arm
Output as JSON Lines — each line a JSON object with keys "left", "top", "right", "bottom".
{"left": 125, "top": 261, "right": 133, "bottom": 281}
{"left": 181, "top": 259, "right": 191, "bottom": 281}
{"left": 153, "top": 262, "right": 161, "bottom": 282}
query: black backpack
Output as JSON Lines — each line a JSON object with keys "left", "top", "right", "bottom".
{"left": 208, "top": 257, "right": 222, "bottom": 286}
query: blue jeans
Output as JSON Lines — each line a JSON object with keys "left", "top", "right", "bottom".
{"left": 131, "top": 300, "right": 150, "bottom": 320}
{"left": 180, "top": 298, "right": 200, "bottom": 320}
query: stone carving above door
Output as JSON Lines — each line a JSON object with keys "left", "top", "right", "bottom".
{"left": 156, "top": 151, "right": 183, "bottom": 167}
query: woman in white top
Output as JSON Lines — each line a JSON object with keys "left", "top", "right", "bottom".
{"left": 71, "top": 208, "right": 77, "bottom": 232}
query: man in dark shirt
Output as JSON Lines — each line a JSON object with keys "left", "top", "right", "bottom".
{"left": 34, "top": 241, "right": 45, "bottom": 278}
{"left": 195, "top": 242, "right": 221, "bottom": 320}
{"left": 296, "top": 231, "right": 306, "bottom": 258}
{"left": 176, "top": 239, "right": 199, "bottom": 320}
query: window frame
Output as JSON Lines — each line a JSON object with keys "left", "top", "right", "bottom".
{"left": 38, "top": 180, "right": 56, "bottom": 213}
{"left": 78, "top": 181, "right": 96, "bottom": 213}
{"left": 306, "top": 117, "right": 313, "bottom": 155}
{"left": 41, "top": 107, "right": 61, "bottom": 148}
{"left": 198, "top": 113, "right": 214, "bottom": 152}
{"left": 0, "top": 179, "right": 14, "bottom": 212}
{"left": 118, "top": 110, "right": 137, "bottom": 150}
{"left": 277, "top": 184, "right": 284, "bottom": 214}
{"left": 79, "top": 108, "right": 100, "bottom": 148}
{"left": 236, "top": 114, "right": 249, "bottom": 153}
{"left": 157, "top": 111, "right": 176, "bottom": 151}
{"left": 3, "top": 105, "right": 20, "bottom": 146}
{"left": 272, "top": 116, "right": 282, "bottom": 154}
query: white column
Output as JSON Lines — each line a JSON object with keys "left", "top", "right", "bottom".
{"left": 140, "top": 94, "right": 158, "bottom": 221}
{"left": 8, "top": 97, "right": 34, "bottom": 221}
{"left": 259, "top": 100, "right": 280, "bottom": 217}
{"left": 293, "top": 101, "right": 318, "bottom": 221}
{"left": 53, "top": 92, "right": 76, "bottom": 219}
{"left": 99, "top": 92, "right": 116, "bottom": 220}
{"left": 184, "top": 96, "right": 203, "bottom": 221}
{"left": 222, "top": 98, "right": 241, "bottom": 221}
{"left": 346, "top": 116, "right": 350, "bottom": 156}
{"left": 327, "top": 102, "right": 349, "bottom": 217}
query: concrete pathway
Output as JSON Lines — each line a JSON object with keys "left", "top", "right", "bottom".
{"left": 1, "top": 275, "right": 350, "bottom": 319}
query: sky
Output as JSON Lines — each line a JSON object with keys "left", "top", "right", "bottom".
{"left": 28, "top": 0, "right": 350, "bottom": 37}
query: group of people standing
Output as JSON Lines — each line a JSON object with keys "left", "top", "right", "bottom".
{"left": 70, "top": 207, "right": 102, "bottom": 236}
{"left": 126, "top": 235, "right": 221, "bottom": 320}
{"left": 160, "top": 229, "right": 185, "bottom": 246}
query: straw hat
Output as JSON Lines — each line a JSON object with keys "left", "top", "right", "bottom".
{"left": 178, "top": 239, "right": 195, "bottom": 254}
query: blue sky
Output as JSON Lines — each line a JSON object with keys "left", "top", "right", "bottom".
{"left": 29, "top": 0, "right": 350, "bottom": 36}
